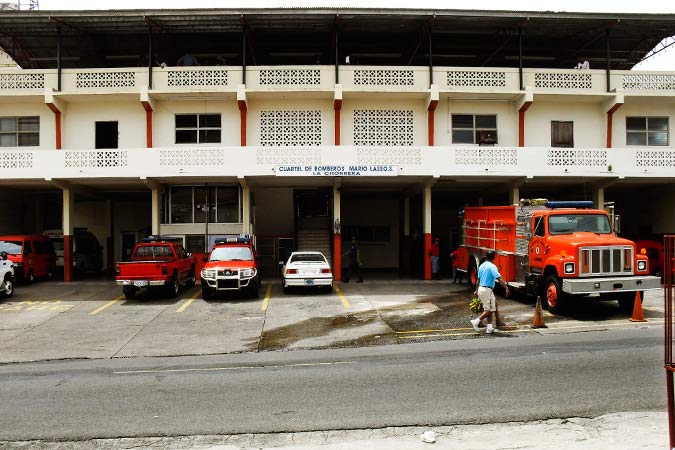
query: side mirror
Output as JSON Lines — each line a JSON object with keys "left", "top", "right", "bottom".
{"left": 202, "top": 256, "right": 208, "bottom": 262}
{"left": 186, "top": 252, "right": 192, "bottom": 258}
{"left": 613, "top": 215, "right": 621, "bottom": 235}
{"left": 0, "top": 251, "right": 7, "bottom": 260}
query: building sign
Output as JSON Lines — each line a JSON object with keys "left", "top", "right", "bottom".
{"left": 276, "top": 165, "right": 398, "bottom": 176}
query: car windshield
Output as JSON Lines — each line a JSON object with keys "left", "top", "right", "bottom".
{"left": 548, "top": 214, "right": 611, "bottom": 235}
{"left": 210, "top": 247, "right": 253, "bottom": 261}
{"left": 0, "top": 240, "right": 22, "bottom": 254}
{"left": 290, "top": 254, "right": 326, "bottom": 263}
{"left": 134, "top": 245, "right": 175, "bottom": 260}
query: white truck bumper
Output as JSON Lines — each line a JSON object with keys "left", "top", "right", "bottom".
{"left": 562, "top": 275, "right": 661, "bottom": 295}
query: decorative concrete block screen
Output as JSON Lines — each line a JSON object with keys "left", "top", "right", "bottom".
{"left": 547, "top": 149, "right": 606, "bottom": 167}
{"left": 0, "top": 73, "right": 45, "bottom": 90}
{"left": 260, "top": 110, "right": 322, "bottom": 146}
{"left": 357, "top": 147, "right": 421, "bottom": 165}
{"left": 259, "top": 69, "right": 321, "bottom": 86}
{"left": 636, "top": 149, "right": 675, "bottom": 167}
{"left": 455, "top": 148, "right": 518, "bottom": 166}
{"left": 446, "top": 71, "right": 506, "bottom": 88}
{"left": 353, "top": 110, "right": 414, "bottom": 146}
{"left": 167, "top": 69, "right": 228, "bottom": 87}
{"left": 0, "top": 151, "right": 33, "bottom": 168}
{"left": 622, "top": 74, "right": 675, "bottom": 91}
{"left": 256, "top": 147, "right": 322, "bottom": 165}
{"left": 353, "top": 69, "right": 415, "bottom": 86}
{"left": 75, "top": 72, "right": 136, "bottom": 88}
{"left": 160, "top": 149, "right": 224, "bottom": 166}
{"left": 64, "top": 150, "right": 128, "bottom": 168}
{"left": 535, "top": 72, "right": 592, "bottom": 89}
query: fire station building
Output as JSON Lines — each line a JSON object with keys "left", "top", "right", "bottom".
{"left": 0, "top": 8, "right": 674, "bottom": 281}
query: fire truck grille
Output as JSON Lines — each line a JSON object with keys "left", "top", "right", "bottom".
{"left": 578, "top": 246, "right": 633, "bottom": 276}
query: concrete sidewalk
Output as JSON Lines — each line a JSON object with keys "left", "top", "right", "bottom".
{"left": 2, "top": 411, "right": 667, "bottom": 449}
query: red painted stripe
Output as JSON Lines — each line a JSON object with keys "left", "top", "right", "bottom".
{"left": 424, "top": 233, "right": 432, "bottom": 280}
{"left": 333, "top": 233, "right": 341, "bottom": 281}
{"left": 606, "top": 103, "right": 622, "bottom": 149}
{"left": 240, "top": 109, "right": 247, "bottom": 146}
{"left": 146, "top": 109, "right": 153, "bottom": 148}
{"left": 518, "top": 101, "right": 532, "bottom": 147}
{"left": 55, "top": 111, "right": 61, "bottom": 150}
{"left": 428, "top": 109, "right": 435, "bottom": 146}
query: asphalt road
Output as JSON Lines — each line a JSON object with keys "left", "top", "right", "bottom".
{"left": 0, "top": 327, "right": 665, "bottom": 441}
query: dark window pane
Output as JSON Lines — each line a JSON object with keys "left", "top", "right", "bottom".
{"left": 552, "top": 121, "right": 573, "bottom": 147}
{"left": 476, "top": 130, "right": 497, "bottom": 144}
{"left": 186, "top": 235, "right": 206, "bottom": 254}
{"left": 452, "top": 129, "right": 474, "bottom": 143}
{"left": 217, "top": 187, "right": 239, "bottom": 223}
{"left": 18, "top": 117, "right": 39, "bottom": 132}
{"left": 648, "top": 117, "right": 668, "bottom": 131}
{"left": 207, "top": 187, "right": 217, "bottom": 223}
{"left": 194, "top": 187, "right": 206, "bottom": 223}
{"left": 199, "top": 114, "right": 221, "bottom": 128}
{"left": 452, "top": 115, "right": 473, "bottom": 129}
{"left": 175, "top": 115, "right": 197, "bottom": 128}
{"left": 648, "top": 131, "right": 668, "bottom": 146}
{"left": 626, "top": 117, "right": 646, "bottom": 131}
{"left": 171, "top": 187, "right": 193, "bottom": 223}
{"left": 176, "top": 129, "right": 197, "bottom": 144}
{"left": 626, "top": 132, "right": 646, "bottom": 146}
{"left": 18, "top": 133, "right": 39, "bottom": 146}
{"left": 475, "top": 115, "right": 496, "bottom": 128}
{"left": 199, "top": 129, "right": 221, "bottom": 143}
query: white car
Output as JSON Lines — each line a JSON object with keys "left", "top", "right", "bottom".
{"left": 281, "top": 251, "right": 333, "bottom": 293}
{"left": 0, "top": 251, "right": 15, "bottom": 299}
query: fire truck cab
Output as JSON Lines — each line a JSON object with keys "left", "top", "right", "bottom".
{"left": 457, "top": 200, "right": 661, "bottom": 314}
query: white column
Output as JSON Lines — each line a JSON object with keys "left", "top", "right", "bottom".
{"left": 151, "top": 188, "right": 161, "bottom": 235}
{"left": 423, "top": 184, "right": 432, "bottom": 235}
{"left": 62, "top": 188, "right": 74, "bottom": 236}
{"left": 508, "top": 185, "right": 520, "bottom": 206}
{"left": 241, "top": 182, "right": 251, "bottom": 235}
{"left": 593, "top": 187, "right": 605, "bottom": 210}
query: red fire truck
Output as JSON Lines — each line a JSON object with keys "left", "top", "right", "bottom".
{"left": 457, "top": 200, "right": 661, "bottom": 314}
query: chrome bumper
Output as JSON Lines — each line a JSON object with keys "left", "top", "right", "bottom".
{"left": 201, "top": 276, "right": 255, "bottom": 290}
{"left": 562, "top": 275, "right": 661, "bottom": 295}
{"left": 116, "top": 279, "right": 167, "bottom": 287}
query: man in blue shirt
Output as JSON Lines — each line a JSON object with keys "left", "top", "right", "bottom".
{"left": 470, "top": 251, "right": 510, "bottom": 334}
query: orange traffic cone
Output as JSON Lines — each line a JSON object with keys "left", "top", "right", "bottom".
{"left": 532, "top": 296, "right": 547, "bottom": 329}
{"left": 629, "top": 291, "right": 647, "bottom": 322}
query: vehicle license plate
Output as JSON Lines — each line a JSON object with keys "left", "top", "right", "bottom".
{"left": 133, "top": 280, "right": 149, "bottom": 287}
{"left": 305, "top": 279, "right": 315, "bottom": 285}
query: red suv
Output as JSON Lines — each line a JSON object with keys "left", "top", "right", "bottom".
{"left": 0, "top": 235, "right": 56, "bottom": 283}
{"left": 200, "top": 235, "right": 260, "bottom": 299}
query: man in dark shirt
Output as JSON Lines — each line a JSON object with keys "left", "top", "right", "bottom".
{"left": 344, "top": 238, "right": 363, "bottom": 283}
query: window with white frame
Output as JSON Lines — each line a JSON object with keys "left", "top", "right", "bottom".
{"left": 626, "top": 117, "right": 669, "bottom": 146}
{"left": 175, "top": 114, "right": 221, "bottom": 144}
{"left": 0, "top": 116, "right": 39, "bottom": 147}
{"left": 164, "top": 185, "right": 240, "bottom": 224}
{"left": 451, "top": 114, "right": 497, "bottom": 144}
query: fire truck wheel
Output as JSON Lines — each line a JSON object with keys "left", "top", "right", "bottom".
{"left": 618, "top": 291, "right": 643, "bottom": 312}
{"left": 543, "top": 275, "right": 565, "bottom": 314}
{"left": 123, "top": 286, "right": 136, "bottom": 300}
{"left": 468, "top": 259, "right": 479, "bottom": 289}
{"left": 201, "top": 287, "right": 214, "bottom": 300}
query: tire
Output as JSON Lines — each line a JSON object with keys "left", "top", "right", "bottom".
{"left": 618, "top": 291, "right": 643, "bottom": 312}
{"left": 26, "top": 270, "right": 35, "bottom": 284}
{"left": 185, "top": 268, "right": 196, "bottom": 288}
{"left": 543, "top": 275, "right": 565, "bottom": 314}
{"left": 1, "top": 275, "right": 14, "bottom": 299}
{"left": 166, "top": 275, "right": 179, "bottom": 298}
{"left": 123, "top": 286, "right": 136, "bottom": 300}
{"left": 249, "top": 284, "right": 260, "bottom": 299}
{"left": 201, "top": 286, "right": 214, "bottom": 300}
{"left": 468, "top": 258, "right": 479, "bottom": 289}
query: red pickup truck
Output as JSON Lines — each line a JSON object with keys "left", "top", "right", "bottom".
{"left": 116, "top": 237, "right": 196, "bottom": 299}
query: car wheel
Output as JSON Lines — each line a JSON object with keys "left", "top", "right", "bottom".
{"left": 1, "top": 275, "right": 14, "bottom": 299}
{"left": 618, "top": 291, "right": 643, "bottom": 312}
{"left": 122, "top": 286, "right": 136, "bottom": 300}
{"left": 542, "top": 275, "right": 565, "bottom": 314}
{"left": 166, "top": 275, "right": 179, "bottom": 298}
{"left": 202, "top": 286, "right": 214, "bottom": 300}
{"left": 250, "top": 284, "right": 260, "bottom": 299}
{"left": 185, "top": 268, "right": 196, "bottom": 288}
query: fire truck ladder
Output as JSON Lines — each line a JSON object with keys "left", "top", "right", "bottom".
{"left": 462, "top": 220, "right": 511, "bottom": 252}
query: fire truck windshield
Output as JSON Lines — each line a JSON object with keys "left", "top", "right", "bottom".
{"left": 548, "top": 214, "right": 611, "bottom": 235}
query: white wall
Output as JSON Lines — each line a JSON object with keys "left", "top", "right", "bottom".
{"left": 247, "top": 98, "right": 333, "bottom": 146}
{"left": 153, "top": 100, "right": 240, "bottom": 147}
{"left": 0, "top": 102, "right": 55, "bottom": 150}
{"left": 341, "top": 98, "right": 427, "bottom": 146}
{"left": 436, "top": 99, "right": 519, "bottom": 146}
{"left": 525, "top": 101, "right": 605, "bottom": 148}
{"left": 62, "top": 101, "right": 145, "bottom": 149}
{"left": 611, "top": 99, "right": 675, "bottom": 148}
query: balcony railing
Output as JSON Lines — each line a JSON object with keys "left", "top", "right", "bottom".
{"left": 3, "top": 65, "right": 674, "bottom": 96}
{"left": 0, "top": 146, "right": 673, "bottom": 180}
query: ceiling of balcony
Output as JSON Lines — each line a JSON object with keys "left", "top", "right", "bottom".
{"left": 0, "top": 8, "right": 673, "bottom": 70}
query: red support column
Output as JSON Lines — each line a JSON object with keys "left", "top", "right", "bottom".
{"left": 518, "top": 101, "right": 532, "bottom": 147}
{"left": 333, "top": 233, "right": 341, "bottom": 281}
{"left": 427, "top": 99, "right": 438, "bottom": 146}
{"left": 46, "top": 103, "right": 62, "bottom": 149}
{"left": 238, "top": 100, "right": 247, "bottom": 146}
{"left": 141, "top": 101, "right": 153, "bottom": 148}
{"left": 424, "top": 233, "right": 432, "bottom": 280}
{"left": 334, "top": 99, "right": 342, "bottom": 146}
{"left": 606, "top": 103, "right": 622, "bottom": 148}
{"left": 63, "top": 235, "right": 73, "bottom": 282}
